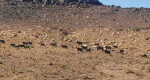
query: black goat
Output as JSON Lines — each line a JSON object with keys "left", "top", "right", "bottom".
{"left": 105, "top": 46, "right": 111, "bottom": 49}
{"left": 97, "top": 46, "right": 104, "bottom": 50}
{"left": 86, "top": 48, "right": 92, "bottom": 52}
{"left": 76, "top": 41, "right": 82, "bottom": 45}
{"left": 0, "top": 40, "right": 5, "bottom": 44}
{"left": 40, "top": 43, "right": 45, "bottom": 46}
{"left": 76, "top": 47, "right": 83, "bottom": 52}
{"left": 18, "top": 44, "right": 25, "bottom": 47}
{"left": 104, "top": 50, "right": 111, "bottom": 54}
{"left": 10, "top": 43, "right": 17, "bottom": 47}
{"left": 113, "top": 45, "right": 118, "bottom": 48}
{"left": 22, "top": 41, "right": 32, "bottom": 45}
{"left": 61, "top": 45, "right": 67, "bottom": 49}
{"left": 50, "top": 42, "right": 57, "bottom": 47}
{"left": 120, "top": 49, "right": 124, "bottom": 54}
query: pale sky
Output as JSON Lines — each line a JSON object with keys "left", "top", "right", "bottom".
{"left": 100, "top": 0, "right": 150, "bottom": 8}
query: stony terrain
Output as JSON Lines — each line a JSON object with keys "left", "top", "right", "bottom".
{"left": 0, "top": 0, "right": 150, "bottom": 80}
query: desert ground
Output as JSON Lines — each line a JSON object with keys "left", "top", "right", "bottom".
{"left": 0, "top": 0, "right": 150, "bottom": 80}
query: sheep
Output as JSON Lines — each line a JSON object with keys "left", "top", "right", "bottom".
{"left": 82, "top": 44, "right": 88, "bottom": 50}
{"left": 76, "top": 41, "right": 82, "bottom": 45}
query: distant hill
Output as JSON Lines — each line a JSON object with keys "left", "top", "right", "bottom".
{"left": 1, "top": 0, "right": 103, "bottom": 6}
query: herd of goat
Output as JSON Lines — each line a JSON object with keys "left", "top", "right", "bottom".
{"left": 0, "top": 39, "right": 124, "bottom": 55}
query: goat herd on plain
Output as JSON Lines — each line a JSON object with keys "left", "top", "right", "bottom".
{"left": 0, "top": 38, "right": 124, "bottom": 55}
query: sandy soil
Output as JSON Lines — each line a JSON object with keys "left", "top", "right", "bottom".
{"left": 0, "top": 26, "right": 149, "bottom": 80}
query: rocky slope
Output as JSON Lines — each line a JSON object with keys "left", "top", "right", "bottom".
{"left": 0, "top": 0, "right": 150, "bottom": 30}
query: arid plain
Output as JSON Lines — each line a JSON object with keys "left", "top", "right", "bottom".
{"left": 0, "top": 0, "right": 150, "bottom": 80}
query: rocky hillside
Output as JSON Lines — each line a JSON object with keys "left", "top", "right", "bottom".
{"left": 1, "top": 0, "right": 103, "bottom": 5}
{"left": 0, "top": 0, "right": 150, "bottom": 30}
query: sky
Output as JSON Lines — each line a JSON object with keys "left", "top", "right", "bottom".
{"left": 100, "top": 0, "right": 150, "bottom": 8}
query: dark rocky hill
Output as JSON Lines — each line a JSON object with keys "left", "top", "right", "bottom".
{"left": 1, "top": 0, "right": 103, "bottom": 5}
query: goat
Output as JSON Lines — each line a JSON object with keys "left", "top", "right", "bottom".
{"left": 50, "top": 42, "right": 57, "bottom": 47}
{"left": 10, "top": 43, "right": 17, "bottom": 47}
{"left": 61, "top": 45, "right": 67, "bottom": 49}
{"left": 86, "top": 48, "right": 92, "bottom": 52}
{"left": 113, "top": 45, "right": 118, "bottom": 48}
{"left": 105, "top": 46, "right": 111, "bottom": 49}
{"left": 18, "top": 44, "right": 25, "bottom": 48}
{"left": 0, "top": 40, "right": 5, "bottom": 44}
{"left": 97, "top": 46, "right": 104, "bottom": 50}
{"left": 76, "top": 47, "right": 83, "bottom": 52}
{"left": 24, "top": 45, "right": 30, "bottom": 48}
{"left": 18, "top": 44, "right": 30, "bottom": 49}
{"left": 22, "top": 41, "right": 32, "bottom": 45}
{"left": 104, "top": 50, "right": 111, "bottom": 54}
{"left": 76, "top": 41, "right": 82, "bottom": 45}
{"left": 41, "top": 43, "right": 45, "bottom": 46}
{"left": 120, "top": 49, "right": 124, "bottom": 54}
